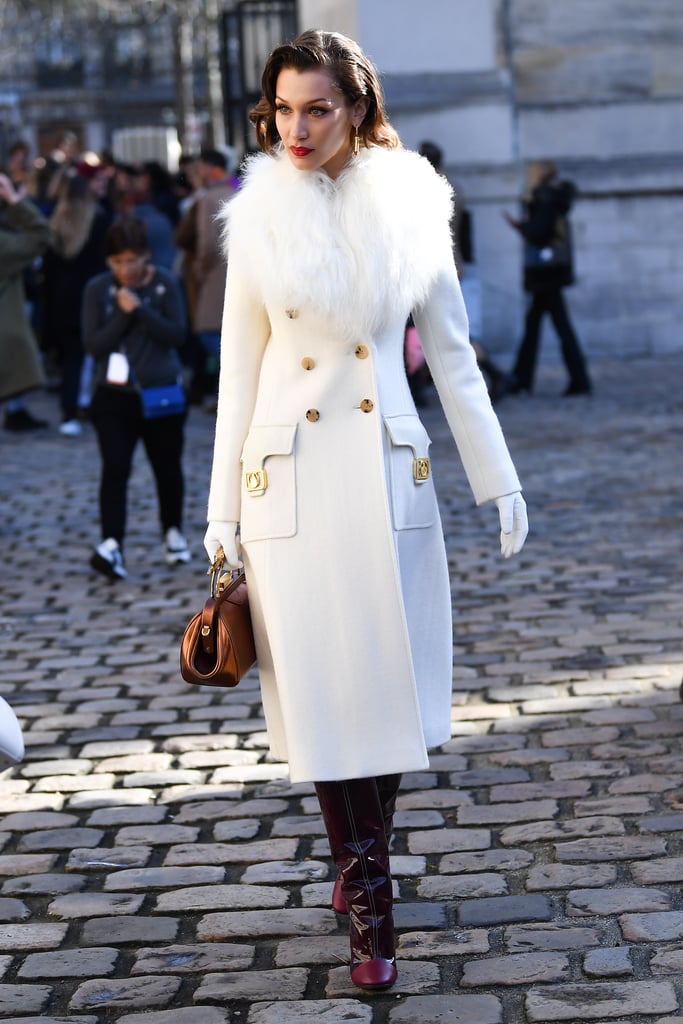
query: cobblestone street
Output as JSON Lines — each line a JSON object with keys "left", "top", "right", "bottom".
{"left": 1, "top": 353, "right": 683, "bottom": 1024}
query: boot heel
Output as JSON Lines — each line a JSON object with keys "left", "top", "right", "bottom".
{"left": 332, "top": 875, "right": 348, "bottom": 914}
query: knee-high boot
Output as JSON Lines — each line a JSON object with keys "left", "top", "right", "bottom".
{"left": 315, "top": 777, "right": 397, "bottom": 991}
{"left": 377, "top": 772, "right": 402, "bottom": 840}
{"left": 331, "top": 773, "right": 401, "bottom": 914}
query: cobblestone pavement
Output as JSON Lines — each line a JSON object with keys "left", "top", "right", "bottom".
{"left": 1, "top": 354, "right": 683, "bottom": 1024}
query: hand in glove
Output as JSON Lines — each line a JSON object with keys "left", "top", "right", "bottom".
{"left": 203, "top": 521, "right": 241, "bottom": 568}
{"left": 495, "top": 492, "right": 528, "bottom": 558}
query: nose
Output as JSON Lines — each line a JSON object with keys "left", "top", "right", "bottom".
{"left": 293, "top": 115, "right": 308, "bottom": 140}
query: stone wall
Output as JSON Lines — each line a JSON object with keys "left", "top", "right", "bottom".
{"left": 352, "top": 0, "right": 683, "bottom": 360}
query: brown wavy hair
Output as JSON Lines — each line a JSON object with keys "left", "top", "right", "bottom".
{"left": 49, "top": 168, "right": 97, "bottom": 259}
{"left": 250, "top": 29, "right": 400, "bottom": 153}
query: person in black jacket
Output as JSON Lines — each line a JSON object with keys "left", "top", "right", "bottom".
{"left": 82, "top": 216, "right": 190, "bottom": 579}
{"left": 42, "top": 166, "right": 110, "bottom": 435}
{"left": 504, "top": 160, "right": 591, "bottom": 396}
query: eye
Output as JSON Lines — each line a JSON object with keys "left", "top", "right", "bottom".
{"left": 310, "top": 106, "right": 327, "bottom": 117}
{"left": 275, "top": 104, "right": 290, "bottom": 114}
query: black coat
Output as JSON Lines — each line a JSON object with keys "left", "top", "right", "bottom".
{"left": 519, "top": 180, "right": 576, "bottom": 292}
{"left": 41, "top": 207, "right": 110, "bottom": 347}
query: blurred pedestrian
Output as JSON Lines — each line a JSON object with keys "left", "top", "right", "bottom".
{"left": 0, "top": 173, "right": 51, "bottom": 431}
{"left": 140, "top": 160, "right": 180, "bottom": 227}
{"left": 50, "top": 130, "right": 79, "bottom": 168}
{"left": 42, "top": 166, "right": 109, "bottom": 435}
{"left": 122, "top": 166, "right": 177, "bottom": 270}
{"left": 504, "top": 159, "right": 591, "bottom": 396}
{"left": 418, "top": 140, "right": 510, "bottom": 402}
{"left": 6, "top": 139, "right": 31, "bottom": 191}
{"left": 82, "top": 216, "right": 189, "bottom": 579}
{"left": 204, "top": 29, "right": 528, "bottom": 992}
{"left": 175, "top": 148, "right": 237, "bottom": 403}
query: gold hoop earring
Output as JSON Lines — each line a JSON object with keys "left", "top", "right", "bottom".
{"left": 353, "top": 127, "right": 360, "bottom": 156}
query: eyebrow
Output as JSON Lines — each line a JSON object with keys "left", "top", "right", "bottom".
{"left": 275, "top": 96, "right": 334, "bottom": 105}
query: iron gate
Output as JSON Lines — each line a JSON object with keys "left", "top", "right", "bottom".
{"left": 221, "top": 0, "right": 297, "bottom": 158}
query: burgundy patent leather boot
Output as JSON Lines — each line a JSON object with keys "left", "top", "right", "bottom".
{"left": 377, "top": 772, "right": 402, "bottom": 840}
{"left": 316, "top": 777, "right": 397, "bottom": 990}
{"left": 331, "top": 774, "right": 402, "bottom": 916}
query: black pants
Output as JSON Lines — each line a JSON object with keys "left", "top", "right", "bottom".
{"left": 58, "top": 330, "right": 84, "bottom": 422}
{"left": 90, "top": 386, "right": 185, "bottom": 545}
{"left": 513, "top": 288, "right": 590, "bottom": 393}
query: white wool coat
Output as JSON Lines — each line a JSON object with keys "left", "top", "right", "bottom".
{"left": 208, "top": 147, "right": 521, "bottom": 783}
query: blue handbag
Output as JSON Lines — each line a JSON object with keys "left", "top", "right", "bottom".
{"left": 140, "top": 382, "right": 187, "bottom": 419}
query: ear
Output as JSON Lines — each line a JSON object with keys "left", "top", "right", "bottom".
{"left": 352, "top": 97, "right": 369, "bottom": 127}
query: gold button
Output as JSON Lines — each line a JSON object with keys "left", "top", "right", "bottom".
{"left": 301, "top": 357, "right": 315, "bottom": 370}
{"left": 360, "top": 399, "right": 374, "bottom": 413}
{"left": 285, "top": 308, "right": 299, "bottom": 319}
{"left": 354, "top": 344, "right": 369, "bottom": 359}
{"left": 306, "top": 408, "right": 320, "bottom": 422}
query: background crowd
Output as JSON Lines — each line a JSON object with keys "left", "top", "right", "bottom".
{"left": 0, "top": 131, "right": 241, "bottom": 578}
{"left": 0, "top": 131, "right": 239, "bottom": 437}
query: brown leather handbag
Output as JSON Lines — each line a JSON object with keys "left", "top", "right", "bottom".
{"left": 180, "top": 549, "right": 256, "bottom": 687}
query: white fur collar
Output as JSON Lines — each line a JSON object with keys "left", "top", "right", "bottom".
{"left": 220, "top": 147, "right": 453, "bottom": 341}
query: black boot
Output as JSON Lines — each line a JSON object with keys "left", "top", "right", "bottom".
{"left": 316, "top": 778, "right": 397, "bottom": 991}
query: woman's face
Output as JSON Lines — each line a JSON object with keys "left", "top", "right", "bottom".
{"left": 274, "top": 67, "right": 366, "bottom": 179}
{"left": 108, "top": 249, "right": 149, "bottom": 288}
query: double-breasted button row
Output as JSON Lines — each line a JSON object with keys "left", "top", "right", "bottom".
{"left": 305, "top": 402, "right": 373, "bottom": 421}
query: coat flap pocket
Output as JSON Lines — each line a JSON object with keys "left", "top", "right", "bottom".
{"left": 241, "top": 424, "right": 298, "bottom": 467}
{"left": 384, "top": 415, "right": 431, "bottom": 456}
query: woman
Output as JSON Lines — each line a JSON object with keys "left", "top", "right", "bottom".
{"left": 505, "top": 159, "right": 591, "bottom": 396}
{"left": 204, "top": 30, "right": 528, "bottom": 991}
{"left": 82, "top": 216, "right": 190, "bottom": 579}
{"left": 42, "top": 166, "right": 109, "bottom": 435}
{"left": 0, "top": 172, "right": 50, "bottom": 431}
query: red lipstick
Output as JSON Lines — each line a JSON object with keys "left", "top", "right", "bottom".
{"left": 291, "top": 146, "right": 313, "bottom": 157}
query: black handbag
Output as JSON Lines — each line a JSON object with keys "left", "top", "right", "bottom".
{"left": 524, "top": 216, "right": 571, "bottom": 270}
{"left": 180, "top": 549, "right": 256, "bottom": 687}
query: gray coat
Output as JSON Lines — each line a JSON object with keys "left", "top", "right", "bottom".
{"left": 0, "top": 200, "right": 50, "bottom": 401}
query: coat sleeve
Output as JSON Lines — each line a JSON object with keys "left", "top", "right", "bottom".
{"left": 206, "top": 255, "right": 271, "bottom": 523}
{"left": 412, "top": 261, "right": 522, "bottom": 505}
{"left": 0, "top": 201, "right": 50, "bottom": 278}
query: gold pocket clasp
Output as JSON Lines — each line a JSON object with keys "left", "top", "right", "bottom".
{"left": 245, "top": 468, "right": 268, "bottom": 493}
{"left": 413, "top": 457, "right": 430, "bottom": 482}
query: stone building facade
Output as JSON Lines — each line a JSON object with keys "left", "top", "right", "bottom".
{"left": 303, "top": 0, "right": 683, "bottom": 360}
{"left": 2, "top": 0, "right": 680, "bottom": 359}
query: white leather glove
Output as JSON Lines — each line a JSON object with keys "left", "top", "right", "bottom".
{"left": 495, "top": 492, "right": 528, "bottom": 559}
{"left": 203, "top": 521, "right": 241, "bottom": 568}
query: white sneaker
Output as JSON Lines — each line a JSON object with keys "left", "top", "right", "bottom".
{"left": 91, "top": 537, "right": 127, "bottom": 580}
{"left": 59, "top": 419, "right": 82, "bottom": 437}
{"left": 165, "top": 527, "right": 191, "bottom": 565}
